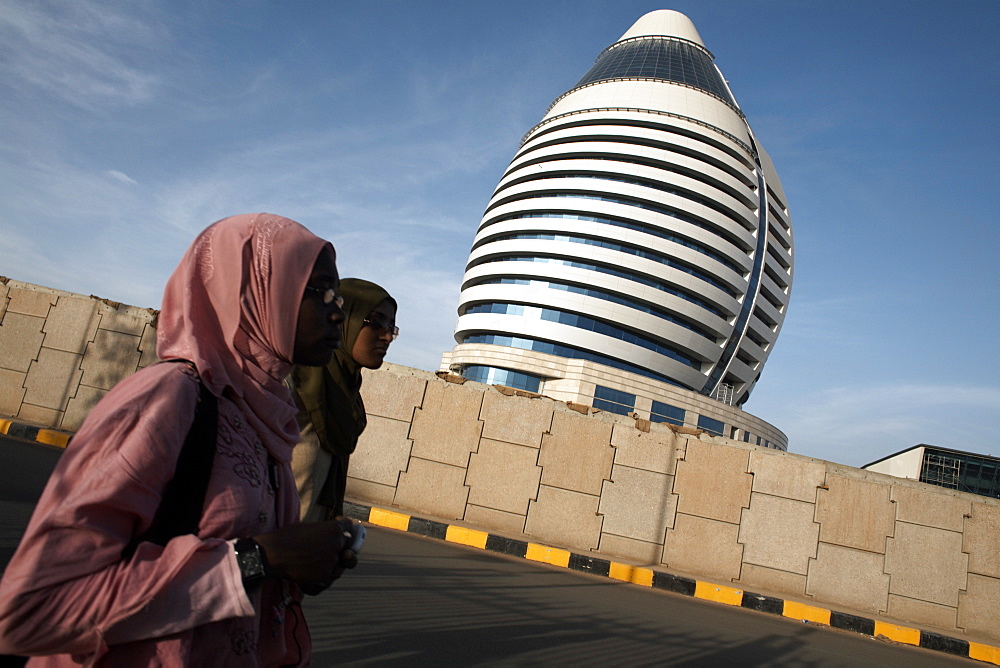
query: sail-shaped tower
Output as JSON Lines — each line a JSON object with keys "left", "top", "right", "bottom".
{"left": 441, "top": 10, "right": 793, "bottom": 449}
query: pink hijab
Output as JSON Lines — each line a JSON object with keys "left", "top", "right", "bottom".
{"left": 157, "top": 213, "right": 334, "bottom": 464}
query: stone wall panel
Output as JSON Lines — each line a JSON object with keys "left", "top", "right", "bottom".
{"left": 17, "top": 403, "right": 62, "bottom": 426}
{"left": 886, "top": 595, "right": 957, "bottom": 632}
{"left": 610, "top": 422, "right": 678, "bottom": 474}
{"left": 23, "top": 348, "right": 83, "bottom": 411}
{"left": 63, "top": 385, "right": 107, "bottom": 430}
{"left": 466, "top": 439, "right": 542, "bottom": 515}
{"left": 465, "top": 504, "right": 527, "bottom": 536}
{"left": 958, "top": 573, "right": 1000, "bottom": 640}
{"left": 891, "top": 485, "right": 970, "bottom": 532}
{"left": 0, "top": 368, "right": 27, "bottom": 415}
{"left": 538, "top": 411, "right": 613, "bottom": 495}
{"left": 344, "top": 478, "right": 396, "bottom": 507}
{"left": 480, "top": 389, "right": 552, "bottom": 447}
{"left": 408, "top": 380, "right": 483, "bottom": 467}
{"left": 350, "top": 415, "right": 412, "bottom": 487}
{"left": 598, "top": 533, "right": 663, "bottom": 565}
{"left": 748, "top": 451, "right": 826, "bottom": 502}
{"left": 361, "top": 366, "right": 426, "bottom": 422}
{"left": 815, "top": 474, "right": 894, "bottom": 553}
{"left": 964, "top": 501, "right": 1000, "bottom": 578}
{"left": 42, "top": 296, "right": 99, "bottom": 354}
{"left": 737, "top": 563, "right": 807, "bottom": 599}
{"left": 394, "top": 458, "right": 469, "bottom": 521}
{"left": 80, "top": 330, "right": 141, "bottom": 391}
{"left": 662, "top": 513, "right": 743, "bottom": 582}
{"left": 525, "top": 485, "right": 601, "bottom": 552}
{"left": 885, "top": 522, "right": 968, "bottom": 607}
{"left": 672, "top": 439, "right": 751, "bottom": 524}
{"left": 7, "top": 287, "right": 56, "bottom": 317}
{"left": 807, "top": 542, "right": 889, "bottom": 615}
{"left": 137, "top": 323, "right": 159, "bottom": 369}
{"left": 97, "top": 308, "right": 148, "bottom": 336}
{"left": 598, "top": 464, "right": 674, "bottom": 544}
{"left": 0, "top": 313, "right": 46, "bottom": 373}
{"left": 739, "top": 493, "right": 819, "bottom": 575}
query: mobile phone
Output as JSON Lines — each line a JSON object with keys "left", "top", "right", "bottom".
{"left": 349, "top": 524, "right": 366, "bottom": 553}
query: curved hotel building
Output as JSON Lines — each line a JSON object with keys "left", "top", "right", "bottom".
{"left": 441, "top": 10, "right": 793, "bottom": 450}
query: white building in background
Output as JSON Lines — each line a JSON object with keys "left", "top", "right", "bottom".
{"left": 863, "top": 445, "right": 1000, "bottom": 499}
{"left": 441, "top": 10, "right": 792, "bottom": 450}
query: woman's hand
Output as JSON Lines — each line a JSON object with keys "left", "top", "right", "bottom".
{"left": 253, "top": 518, "right": 360, "bottom": 595}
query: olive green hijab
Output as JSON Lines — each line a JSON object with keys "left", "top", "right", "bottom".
{"left": 291, "top": 279, "right": 395, "bottom": 463}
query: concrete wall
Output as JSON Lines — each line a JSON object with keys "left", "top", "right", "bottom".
{"left": 351, "top": 363, "right": 1000, "bottom": 645}
{"left": 3, "top": 278, "right": 998, "bottom": 644}
{"left": 0, "top": 279, "right": 158, "bottom": 430}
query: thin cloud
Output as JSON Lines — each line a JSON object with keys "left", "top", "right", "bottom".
{"left": 107, "top": 170, "right": 138, "bottom": 186}
{"left": 0, "top": 0, "right": 162, "bottom": 110}
{"left": 776, "top": 383, "right": 1000, "bottom": 466}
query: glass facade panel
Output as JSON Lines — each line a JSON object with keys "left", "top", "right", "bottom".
{"left": 461, "top": 333, "right": 689, "bottom": 390}
{"left": 573, "top": 38, "right": 736, "bottom": 106}
{"left": 476, "top": 255, "right": 724, "bottom": 317}
{"left": 511, "top": 174, "right": 745, "bottom": 228}
{"left": 697, "top": 415, "right": 725, "bottom": 436}
{"left": 650, "top": 400, "right": 685, "bottom": 426}
{"left": 920, "top": 449, "right": 1000, "bottom": 499}
{"left": 475, "top": 277, "right": 717, "bottom": 341}
{"left": 492, "top": 231, "right": 735, "bottom": 295}
{"left": 461, "top": 365, "right": 542, "bottom": 392}
{"left": 594, "top": 385, "right": 636, "bottom": 415}
{"left": 464, "top": 302, "right": 701, "bottom": 369}
{"left": 495, "top": 211, "right": 743, "bottom": 272}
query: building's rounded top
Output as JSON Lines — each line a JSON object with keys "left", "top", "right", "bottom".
{"left": 618, "top": 9, "right": 704, "bottom": 46}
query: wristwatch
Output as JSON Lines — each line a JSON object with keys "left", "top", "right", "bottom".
{"left": 234, "top": 538, "right": 270, "bottom": 586}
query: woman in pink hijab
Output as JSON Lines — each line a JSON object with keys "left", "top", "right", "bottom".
{"left": 0, "top": 213, "right": 357, "bottom": 666}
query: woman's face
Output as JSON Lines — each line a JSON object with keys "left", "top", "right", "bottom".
{"left": 352, "top": 298, "right": 397, "bottom": 369}
{"left": 293, "top": 247, "right": 346, "bottom": 366}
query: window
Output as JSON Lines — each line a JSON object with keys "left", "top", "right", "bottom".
{"left": 463, "top": 302, "right": 702, "bottom": 369}
{"left": 593, "top": 386, "right": 636, "bottom": 416}
{"left": 461, "top": 334, "right": 690, "bottom": 390}
{"left": 697, "top": 415, "right": 725, "bottom": 436}
{"left": 650, "top": 400, "right": 685, "bottom": 426}
{"left": 462, "top": 365, "right": 542, "bottom": 393}
{"left": 573, "top": 37, "right": 736, "bottom": 107}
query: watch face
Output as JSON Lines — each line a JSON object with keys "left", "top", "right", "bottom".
{"left": 237, "top": 543, "right": 266, "bottom": 580}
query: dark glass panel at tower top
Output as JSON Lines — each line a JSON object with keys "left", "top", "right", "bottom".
{"left": 573, "top": 38, "right": 736, "bottom": 107}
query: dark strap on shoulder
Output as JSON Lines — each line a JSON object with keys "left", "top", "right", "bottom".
{"left": 123, "top": 360, "right": 218, "bottom": 558}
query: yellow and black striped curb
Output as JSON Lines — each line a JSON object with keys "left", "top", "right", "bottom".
{"left": 344, "top": 501, "right": 1000, "bottom": 666}
{"left": 0, "top": 419, "right": 72, "bottom": 448}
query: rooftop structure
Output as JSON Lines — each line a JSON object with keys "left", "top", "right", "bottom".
{"left": 863, "top": 444, "right": 1000, "bottom": 499}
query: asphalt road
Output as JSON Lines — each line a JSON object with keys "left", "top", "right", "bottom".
{"left": 0, "top": 434, "right": 979, "bottom": 666}
{"left": 0, "top": 435, "right": 63, "bottom": 571}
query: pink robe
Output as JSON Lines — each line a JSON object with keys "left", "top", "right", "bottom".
{"left": 0, "top": 362, "right": 309, "bottom": 666}
{"left": 0, "top": 213, "right": 334, "bottom": 666}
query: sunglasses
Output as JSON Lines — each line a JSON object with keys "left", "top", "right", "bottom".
{"left": 303, "top": 286, "right": 345, "bottom": 308}
{"left": 363, "top": 317, "right": 399, "bottom": 340}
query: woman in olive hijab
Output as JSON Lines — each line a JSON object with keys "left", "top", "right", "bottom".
{"left": 290, "top": 279, "right": 398, "bottom": 521}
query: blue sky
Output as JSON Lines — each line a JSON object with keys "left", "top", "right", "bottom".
{"left": 2, "top": 0, "right": 998, "bottom": 467}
